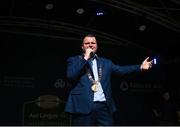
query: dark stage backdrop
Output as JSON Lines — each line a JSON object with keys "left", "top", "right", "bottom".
{"left": 0, "top": 31, "right": 177, "bottom": 126}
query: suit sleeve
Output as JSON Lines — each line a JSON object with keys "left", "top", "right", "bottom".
{"left": 111, "top": 61, "right": 141, "bottom": 75}
{"left": 66, "top": 56, "right": 88, "bottom": 80}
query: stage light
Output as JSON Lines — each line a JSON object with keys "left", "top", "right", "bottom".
{"left": 45, "top": 3, "right": 54, "bottom": 10}
{"left": 96, "top": 8, "right": 105, "bottom": 16}
{"left": 153, "top": 58, "right": 157, "bottom": 65}
{"left": 76, "top": 8, "right": 85, "bottom": 14}
{"left": 96, "top": 12, "right": 103, "bottom": 16}
{"left": 139, "top": 25, "right": 146, "bottom": 31}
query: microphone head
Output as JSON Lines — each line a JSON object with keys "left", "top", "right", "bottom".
{"left": 90, "top": 52, "right": 95, "bottom": 58}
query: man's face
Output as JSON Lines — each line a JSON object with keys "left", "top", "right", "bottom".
{"left": 81, "top": 36, "right": 98, "bottom": 53}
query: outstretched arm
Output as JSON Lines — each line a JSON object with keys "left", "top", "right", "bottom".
{"left": 140, "top": 57, "right": 153, "bottom": 71}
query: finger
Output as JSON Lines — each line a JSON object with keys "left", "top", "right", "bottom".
{"left": 145, "top": 57, "right": 150, "bottom": 61}
{"left": 143, "top": 57, "right": 149, "bottom": 63}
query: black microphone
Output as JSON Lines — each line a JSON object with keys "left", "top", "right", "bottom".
{"left": 90, "top": 52, "right": 95, "bottom": 58}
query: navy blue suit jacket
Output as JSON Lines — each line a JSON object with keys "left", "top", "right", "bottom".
{"left": 65, "top": 55, "right": 141, "bottom": 114}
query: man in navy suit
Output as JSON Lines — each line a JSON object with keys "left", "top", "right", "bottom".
{"left": 65, "top": 34, "right": 153, "bottom": 126}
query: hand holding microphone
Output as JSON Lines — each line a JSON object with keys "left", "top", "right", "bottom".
{"left": 84, "top": 48, "right": 94, "bottom": 60}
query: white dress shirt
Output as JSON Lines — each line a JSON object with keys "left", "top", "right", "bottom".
{"left": 91, "top": 58, "right": 106, "bottom": 102}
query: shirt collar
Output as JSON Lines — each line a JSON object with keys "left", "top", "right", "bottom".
{"left": 91, "top": 54, "right": 98, "bottom": 60}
